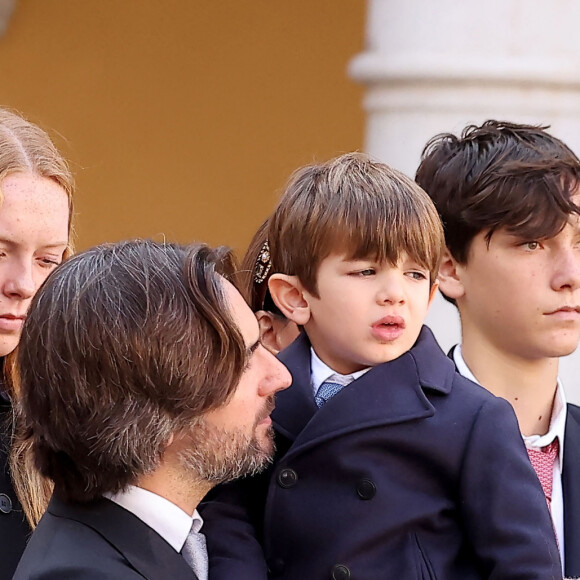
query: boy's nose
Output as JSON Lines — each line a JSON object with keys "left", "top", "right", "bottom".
{"left": 376, "top": 277, "right": 405, "bottom": 305}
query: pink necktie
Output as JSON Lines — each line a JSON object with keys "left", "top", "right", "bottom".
{"left": 526, "top": 438, "right": 559, "bottom": 509}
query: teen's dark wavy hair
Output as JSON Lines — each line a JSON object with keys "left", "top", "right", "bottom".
{"left": 416, "top": 120, "right": 580, "bottom": 265}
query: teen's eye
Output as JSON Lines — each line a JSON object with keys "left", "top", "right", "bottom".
{"left": 406, "top": 271, "right": 427, "bottom": 280}
{"left": 521, "top": 241, "right": 541, "bottom": 251}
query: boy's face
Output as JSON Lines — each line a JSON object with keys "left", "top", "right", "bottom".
{"left": 301, "top": 253, "right": 437, "bottom": 374}
{"left": 446, "top": 211, "right": 580, "bottom": 361}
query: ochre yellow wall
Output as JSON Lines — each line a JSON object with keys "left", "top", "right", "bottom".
{"left": 0, "top": 0, "right": 364, "bottom": 255}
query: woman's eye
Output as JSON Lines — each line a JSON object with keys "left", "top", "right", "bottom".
{"left": 39, "top": 258, "right": 61, "bottom": 268}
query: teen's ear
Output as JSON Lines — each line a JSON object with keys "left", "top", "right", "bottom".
{"left": 268, "top": 274, "right": 311, "bottom": 326}
{"left": 437, "top": 248, "right": 466, "bottom": 300}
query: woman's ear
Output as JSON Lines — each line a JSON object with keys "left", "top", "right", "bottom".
{"left": 268, "top": 274, "right": 311, "bottom": 326}
{"left": 437, "top": 248, "right": 466, "bottom": 301}
{"left": 256, "top": 311, "right": 281, "bottom": 355}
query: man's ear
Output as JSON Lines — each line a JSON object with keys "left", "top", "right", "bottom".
{"left": 256, "top": 310, "right": 282, "bottom": 355}
{"left": 437, "top": 248, "right": 466, "bottom": 300}
{"left": 268, "top": 274, "right": 311, "bottom": 325}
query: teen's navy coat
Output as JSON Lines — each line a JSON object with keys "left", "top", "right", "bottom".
{"left": 203, "top": 326, "right": 561, "bottom": 580}
{"left": 551, "top": 403, "right": 580, "bottom": 579}
{"left": 449, "top": 347, "right": 580, "bottom": 579}
{"left": 13, "top": 495, "right": 198, "bottom": 579}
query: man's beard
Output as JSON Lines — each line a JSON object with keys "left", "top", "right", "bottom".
{"left": 177, "top": 399, "right": 276, "bottom": 485}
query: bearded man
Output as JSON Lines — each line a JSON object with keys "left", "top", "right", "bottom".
{"left": 13, "top": 240, "right": 291, "bottom": 580}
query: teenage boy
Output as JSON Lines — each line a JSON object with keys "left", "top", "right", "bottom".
{"left": 201, "top": 153, "right": 561, "bottom": 579}
{"left": 416, "top": 120, "right": 580, "bottom": 578}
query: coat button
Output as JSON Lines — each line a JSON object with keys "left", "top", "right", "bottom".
{"left": 331, "top": 564, "right": 351, "bottom": 579}
{"left": 0, "top": 493, "right": 12, "bottom": 514}
{"left": 267, "top": 557, "right": 285, "bottom": 576}
{"left": 356, "top": 478, "right": 376, "bottom": 500}
{"left": 277, "top": 468, "right": 298, "bottom": 488}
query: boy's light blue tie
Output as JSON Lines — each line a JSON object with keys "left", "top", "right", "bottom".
{"left": 315, "top": 374, "right": 354, "bottom": 408}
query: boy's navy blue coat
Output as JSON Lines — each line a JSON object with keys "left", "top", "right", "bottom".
{"left": 202, "top": 326, "right": 561, "bottom": 580}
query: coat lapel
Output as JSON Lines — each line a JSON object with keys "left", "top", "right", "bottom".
{"left": 48, "top": 495, "right": 197, "bottom": 580}
{"left": 562, "top": 404, "right": 580, "bottom": 577}
{"left": 274, "top": 326, "right": 455, "bottom": 457}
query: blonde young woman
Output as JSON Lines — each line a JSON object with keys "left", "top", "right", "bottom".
{"left": 0, "top": 108, "right": 74, "bottom": 579}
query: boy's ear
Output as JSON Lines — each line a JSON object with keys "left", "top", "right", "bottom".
{"left": 256, "top": 311, "right": 283, "bottom": 355}
{"left": 428, "top": 279, "right": 439, "bottom": 307}
{"left": 268, "top": 274, "right": 312, "bottom": 326}
{"left": 437, "top": 248, "right": 466, "bottom": 300}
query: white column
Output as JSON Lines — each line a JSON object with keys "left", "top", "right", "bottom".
{"left": 0, "top": 0, "right": 15, "bottom": 37}
{"left": 349, "top": 0, "right": 580, "bottom": 402}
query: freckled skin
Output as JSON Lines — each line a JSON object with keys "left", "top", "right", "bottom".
{"left": 0, "top": 173, "right": 69, "bottom": 356}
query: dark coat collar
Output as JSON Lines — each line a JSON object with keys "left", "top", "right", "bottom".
{"left": 563, "top": 403, "right": 580, "bottom": 577}
{"left": 48, "top": 495, "right": 197, "bottom": 580}
{"left": 274, "top": 325, "right": 454, "bottom": 453}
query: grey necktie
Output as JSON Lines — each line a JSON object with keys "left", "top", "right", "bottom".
{"left": 181, "top": 522, "right": 208, "bottom": 580}
{"left": 315, "top": 373, "right": 354, "bottom": 408}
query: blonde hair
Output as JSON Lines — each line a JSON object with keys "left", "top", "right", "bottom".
{"left": 0, "top": 107, "right": 75, "bottom": 527}
{"left": 0, "top": 108, "right": 75, "bottom": 257}
{"left": 269, "top": 152, "right": 444, "bottom": 296}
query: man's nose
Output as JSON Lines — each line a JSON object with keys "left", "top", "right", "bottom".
{"left": 260, "top": 350, "right": 292, "bottom": 396}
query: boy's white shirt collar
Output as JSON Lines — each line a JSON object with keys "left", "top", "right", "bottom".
{"left": 310, "top": 347, "right": 370, "bottom": 395}
{"left": 452, "top": 345, "right": 566, "bottom": 467}
{"left": 105, "top": 485, "right": 202, "bottom": 552}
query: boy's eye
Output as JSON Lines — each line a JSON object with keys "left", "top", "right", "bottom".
{"left": 356, "top": 268, "right": 375, "bottom": 277}
{"left": 522, "top": 241, "right": 540, "bottom": 251}
{"left": 407, "top": 271, "right": 427, "bottom": 280}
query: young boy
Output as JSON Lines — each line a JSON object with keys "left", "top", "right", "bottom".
{"left": 416, "top": 120, "right": 580, "bottom": 578}
{"left": 201, "top": 153, "right": 561, "bottom": 579}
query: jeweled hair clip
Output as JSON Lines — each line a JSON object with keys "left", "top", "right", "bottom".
{"left": 254, "top": 240, "right": 272, "bottom": 284}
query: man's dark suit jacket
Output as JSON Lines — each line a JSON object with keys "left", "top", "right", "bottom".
{"left": 202, "top": 326, "right": 561, "bottom": 580}
{"left": 13, "top": 495, "right": 198, "bottom": 579}
{"left": 450, "top": 346, "right": 580, "bottom": 578}
{"left": 0, "top": 396, "right": 30, "bottom": 580}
